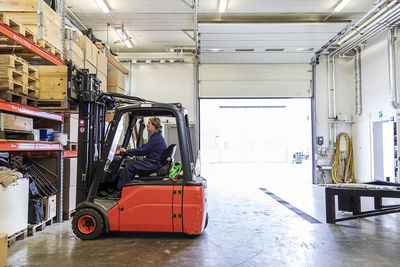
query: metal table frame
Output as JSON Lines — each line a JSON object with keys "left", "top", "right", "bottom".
{"left": 325, "top": 187, "right": 400, "bottom": 223}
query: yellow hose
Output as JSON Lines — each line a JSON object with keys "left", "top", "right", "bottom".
{"left": 332, "top": 133, "right": 355, "bottom": 183}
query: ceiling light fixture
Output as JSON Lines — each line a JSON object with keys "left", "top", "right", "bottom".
{"left": 132, "top": 59, "right": 137, "bottom": 64}
{"left": 296, "top": 48, "right": 314, "bottom": 52}
{"left": 235, "top": 48, "right": 254, "bottom": 52}
{"left": 169, "top": 59, "right": 175, "bottom": 63}
{"left": 218, "top": 0, "right": 228, "bottom": 13}
{"left": 265, "top": 48, "right": 285, "bottom": 52}
{"left": 145, "top": 59, "right": 151, "bottom": 64}
{"left": 160, "top": 59, "right": 166, "bottom": 64}
{"left": 95, "top": 0, "right": 109, "bottom": 13}
{"left": 205, "top": 48, "right": 223, "bottom": 52}
{"left": 334, "top": 0, "right": 352, "bottom": 13}
{"left": 115, "top": 28, "right": 133, "bottom": 48}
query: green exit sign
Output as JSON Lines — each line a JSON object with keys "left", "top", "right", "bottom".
{"left": 379, "top": 111, "right": 383, "bottom": 118}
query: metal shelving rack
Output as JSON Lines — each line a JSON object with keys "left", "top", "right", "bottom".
{"left": 0, "top": 19, "right": 66, "bottom": 221}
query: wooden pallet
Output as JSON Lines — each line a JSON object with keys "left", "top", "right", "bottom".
{"left": 27, "top": 65, "right": 39, "bottom": 79}
{"left": 0, "top": 54, "right": 28, "bottom": 73}
{"left": 0, "top": 89, "right": 38, "bottom": 107}
{"left": 65, "top": 142, "right": 77, "bottom": 151}
{"left": 0, "top": 78, "right": 27, "bottom": 95}
{"left": 25, "top": 75, "right": 39, "bottom": 90}
{"left": 38, "top": 98, "right": 70, "bottom": 109}
{"left": 0, "top": 67, "right": 24, "bottom": 84}
{"left": 27, "top": 217, "right": 55, "bottom": 237}
{"left": 63, "top": 210, "right": 76, "bottom": 221}
{"left": 0, "top": 129, "right": 34, "bottom": 140}
{"left": 27, "top": 87, "right": 38, "bottom": 98}
{"left": 38, "top": 39, "right": 62, "bottom": 59}
{"left": 0, "top": 12, "right": 37, "bottom": 44}
{"left": 7, "top": 228, "right": 28, "bottom": 247}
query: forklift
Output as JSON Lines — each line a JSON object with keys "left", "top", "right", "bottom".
{"left": 71, "top": 69, "right": 207, "bottom": 240}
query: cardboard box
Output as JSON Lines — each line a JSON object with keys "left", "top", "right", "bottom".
{"left": 63, "top": 158, "right": 77, "bottom": 188}
{"left": 96, "top": 51, "right": 108, "bottom": 74}
{"left": 64, "top": 114, "right": 78, "bottom": 143}
{"left": 84, "top": 60, "right": 96, "bottom": 75}
{"left": 0, "top": 233, "right": 7, "bottom": 267}
{"left": 107, "top": 69, "right": 125, "bottom": 90}
{"left": 63, "top": 185, "right": 76, "bottom": 213}
{"left": 43, "top": 194, "right": 56, "bottom": 221}
{"left": 96, "top": 71, "right": 107, "bottom": 92}
{"left": 0, "top": 113, "right": 33, "bottom": 132}
{"left": 107, "top": 86, "right": 125, "bottom": 95}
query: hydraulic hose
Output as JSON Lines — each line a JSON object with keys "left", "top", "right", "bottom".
{"left": 332, "top": 133, "right": 355, "bottom": 183}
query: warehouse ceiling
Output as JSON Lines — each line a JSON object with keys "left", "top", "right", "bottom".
{"left": 66, "top": 0, "right": 378, "bottom": 63}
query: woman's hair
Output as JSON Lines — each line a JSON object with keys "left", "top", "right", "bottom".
{"left": 149, "top": 117, "right": 162, "bottom": 131}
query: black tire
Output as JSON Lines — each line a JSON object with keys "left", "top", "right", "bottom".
{"left": 204, "top": 212, "right": 209, "bottom": 230}
{"left": 72, "top": 208, "right": 104, "bottom": 240}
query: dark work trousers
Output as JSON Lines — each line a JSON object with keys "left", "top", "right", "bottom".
{"left": 116, "top": 160, "right": 160, "bottom": 190}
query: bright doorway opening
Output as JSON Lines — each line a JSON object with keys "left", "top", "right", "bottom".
{"left": 200, "top": 98, "right": 313, "bottom": 186}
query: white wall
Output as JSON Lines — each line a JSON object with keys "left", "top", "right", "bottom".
{"left": 354, "top": 31, "right": 393, "bottom": 182}
{"left": 315, "top": 30, "right": 396, "bottom": 183}
{"left": 123, "top": 63, "right": 196, "bottom": 122}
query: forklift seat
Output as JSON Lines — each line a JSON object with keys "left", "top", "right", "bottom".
{"left": 137, "top": 144, "right": 177, "bottom": 179}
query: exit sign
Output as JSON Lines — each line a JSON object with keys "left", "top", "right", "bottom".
{"left": 379, "top": 111, "right": 383, "bottom": 118}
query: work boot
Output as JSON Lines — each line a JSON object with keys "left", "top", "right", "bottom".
{"left": 107, "top": 191, "right": 121, "bottom": 199}
{"left": 99, "top": 190, "right": 108, "bottom": 197}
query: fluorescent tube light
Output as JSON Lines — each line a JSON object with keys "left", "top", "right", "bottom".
{"left": 219, "top": 0, "right": 228, "bottom": 13}
{"left": 235, "top": 48, "right": 254, "bottom": 52}
{"left": 334, "top": 0, "right": 352, "bottom": 13}
{"left": 95, "top": 0, "right": 109, "bottom": 13}
{"left": 205, "top": 48, "right": 223, "bottom": 52}
{"left": 115, "top": 28, "right": 133, "bottom": 48}
{"left": 296, "top": 48, "right": 314, "bottom": 52}
{"left": 265, "top": 48, "right": 285, "bottom": 52}
{"left": 124, "top": 39, "right": 133, "bottom": 48}
{"left": 145, "top": 60, "right": 151, "bottom": 64}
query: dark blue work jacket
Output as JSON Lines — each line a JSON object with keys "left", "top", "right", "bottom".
{"left": 124, "top": 131, "right": 167, "bottom": 166}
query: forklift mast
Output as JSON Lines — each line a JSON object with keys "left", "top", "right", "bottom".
{"left": 76, "top": 70, "right": 105, "bottom": 204}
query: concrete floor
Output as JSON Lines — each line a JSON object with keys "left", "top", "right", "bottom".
{"left": 7, "top": 163, "right": 400, "bottom": 266}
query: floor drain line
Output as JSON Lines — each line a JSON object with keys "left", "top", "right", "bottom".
{"left": 259, "top": 188, "right": 322, "bottom": 224}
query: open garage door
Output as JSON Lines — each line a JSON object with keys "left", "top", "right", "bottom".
{"left": 200, "top": 98, "right": 312, "bottom": 185}
{"left": 199, "top": 64, "right": 312, "bottom": 98}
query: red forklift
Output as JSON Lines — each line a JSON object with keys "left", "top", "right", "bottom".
{"left": 71, "top": 70, "right": 207, "bottom": 240}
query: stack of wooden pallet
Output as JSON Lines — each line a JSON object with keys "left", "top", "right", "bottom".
{"left": 0, "top": 0, "right": 62, "bottom": 59}
{"left": 0, "top": 55, "right": 39, "bottom": 107}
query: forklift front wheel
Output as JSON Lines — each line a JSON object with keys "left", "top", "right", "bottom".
{"left": 72, "top": 208, "right": 104, "bottom": 240}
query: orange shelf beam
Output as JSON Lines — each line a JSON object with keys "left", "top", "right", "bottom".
{"left": 0, "top": 22, "right": 63, "bottom": 66}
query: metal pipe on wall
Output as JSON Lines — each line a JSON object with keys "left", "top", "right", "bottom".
{"left": 333, "top": 4, "right": 400, "bottom": 56}
{"left": 327, "top": 55, "right": 332, "bottom": 147}
{"left": 355, "top": 46, "right": 362, "bottom": 116}
{"left": 315, "top": 0, "right": 391, "bottom": 57}
{"left": 388, "top": 26, "right": 400, "bottom": 109}
{"left": 311, "top": 59, "right": 318, "bottom": 183}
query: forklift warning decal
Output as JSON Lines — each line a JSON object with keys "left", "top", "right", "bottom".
{"left": 80, "top": 127, "right": 85, "bottom": 133}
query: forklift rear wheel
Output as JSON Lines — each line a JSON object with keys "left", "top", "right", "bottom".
{"left": 72, "top": 208, "right": 104, "bottom": 240}
{"left": 204, "top": 213, "right": 209, "bottom": 230}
